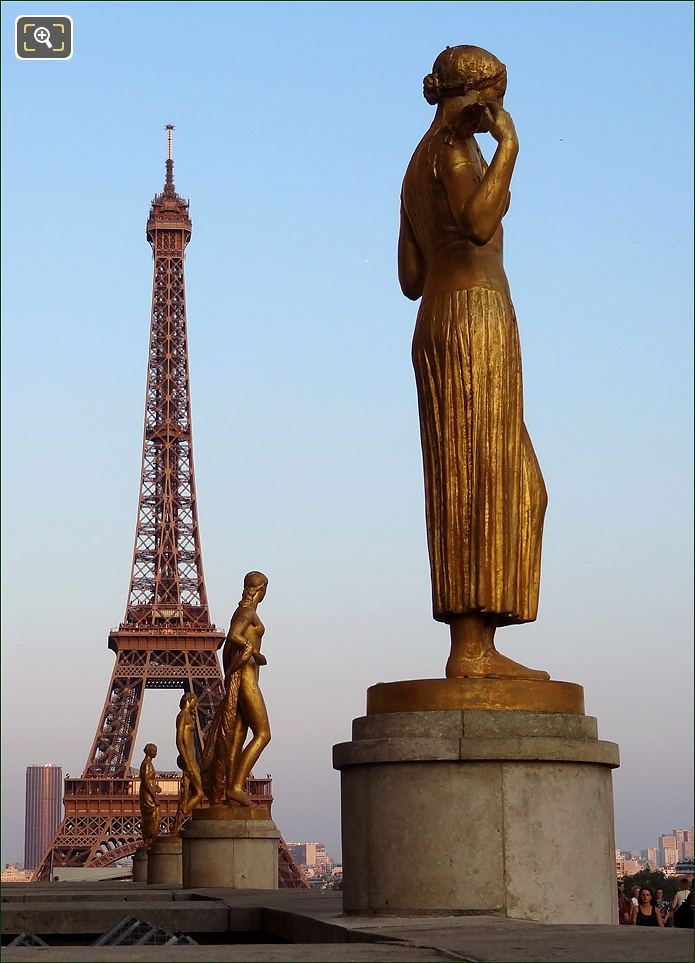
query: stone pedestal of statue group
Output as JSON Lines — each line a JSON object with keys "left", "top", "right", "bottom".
{"left": 132, "top": 846, "right": 148, "bottom": 883}
{"left": 137, "top": 811, "right": 279, "bottom": 889}
{"left": 182, "top": 808, "right": 279, "bottom": 889}
{"left": 147, "top": 836, "right": 183, "bottom": 885}
{"left": 333, "top": 679, "right": 619, "bottom": 924}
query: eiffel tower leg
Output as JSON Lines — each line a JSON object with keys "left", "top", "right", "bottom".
{"left": 84, "top": 652, "right": 147, "bottom": 776}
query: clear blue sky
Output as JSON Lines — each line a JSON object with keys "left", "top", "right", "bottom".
{"left": 2, "top": 0, "right": 693, "bottom": 866}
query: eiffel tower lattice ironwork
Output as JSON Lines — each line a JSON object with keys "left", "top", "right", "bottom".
{"left": 35, "top": 129, "right": 307, "bottom": 888}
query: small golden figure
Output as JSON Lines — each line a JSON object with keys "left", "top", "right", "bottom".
{"left": 172, "top": 692, "right": 204, "bottom": 833}
{"left": 399, "top": 45, "right": 549, "bottom": 681}
{"left": 201, "top": 571, "right": 271, "bottom": 807}
{"left": 138, "top": 743, "right": 162, "bottom": 847}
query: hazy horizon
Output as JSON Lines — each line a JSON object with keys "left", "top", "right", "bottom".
{"left": 2, "top": 0, "right": 693, "bottom": 868}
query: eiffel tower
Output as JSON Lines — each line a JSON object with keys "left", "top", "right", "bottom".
{"left": 35, "top": 128, "right": 306, "bottom": 887}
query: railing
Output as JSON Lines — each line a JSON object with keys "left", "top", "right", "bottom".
{"left": 64, "top": 772, "right": 272, "bottom": 799}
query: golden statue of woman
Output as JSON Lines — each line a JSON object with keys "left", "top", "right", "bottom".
{"left": 399, "top": 45, "right": 549, "bottom": 681}
{"left": 138, "top": 743, "right": 162, "bottom": 847}
{"left": 201, "top": 571, "right": 270, "bottom": 807}
{"left": 172, "top": 692, "right": 204, "bottom": 833}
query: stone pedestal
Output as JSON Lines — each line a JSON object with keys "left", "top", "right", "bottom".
{"left": 333, "top": 707, "right": 619, "bottom": 924}
{"left": 131, "top": 845, "right": 148, "bottom": 883}
{"left": 182, "top": 807, "right": 280, "bottom": 889}
{"left": 146, "top": 835, "right": 182, "bottom": 885}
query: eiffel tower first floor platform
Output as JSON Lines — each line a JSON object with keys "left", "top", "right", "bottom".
{"left": 34, "top": 771, "right": 307, "bottom": 888}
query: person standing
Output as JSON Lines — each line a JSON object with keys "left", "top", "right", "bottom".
{"left": 630, "top": 887, "right": 665, "bottom": 927}
{"left": 617, "top": 882, "right": 632, "bottom": 924}
{"left": 654, "top": 888, "right": 670, "bottom": 925}
{"left": 671, "top": 878, "right": 693, "bottom": 927}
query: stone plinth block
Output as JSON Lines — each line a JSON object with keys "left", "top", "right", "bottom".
{"left": 182, "top": 814, "right": 280, "bottom": 889}
{"left": 146, "top": 836, "right": 182, "bottom": 886}
{"left": 333, "top": 709, "right": 619, "bottom": 924}
{"left": 131, "top": 845, "right": 148, "bottom": 883}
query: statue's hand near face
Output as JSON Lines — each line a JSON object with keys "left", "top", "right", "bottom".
{"left": 480, "top": 102, "right": 518, "bottom": 148}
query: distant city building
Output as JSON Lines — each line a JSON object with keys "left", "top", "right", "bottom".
{"left": 659, "top": 834, "right": 679, "bottom": 870}
{"left": 1, "top": 863, "right": 33, "bottom": 883}
{"left": 617, "top": 829, "right": 694, "bottom": 879}
{"left": 615, "top": 850, "right": 624, "bottom": 877}
{"left": 674, "top": 829, "right": 694, "bottom": 862}
{"left": 24, "top": 764, "right": 62, "bottom": 870}
{"left": 287, "top": 841, "right": 330, "bottom": 869}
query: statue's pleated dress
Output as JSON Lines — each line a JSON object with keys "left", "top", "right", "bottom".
{"left": 412, "top": 286, "right": 546, "bottom": 624}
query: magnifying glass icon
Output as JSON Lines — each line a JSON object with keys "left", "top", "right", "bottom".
{"left": 34, "top": 26, "right": 53, "bottom": 49}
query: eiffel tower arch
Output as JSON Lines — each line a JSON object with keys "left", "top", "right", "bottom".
{"left": 35, "top": 129, "right": 306, "bottom": 888}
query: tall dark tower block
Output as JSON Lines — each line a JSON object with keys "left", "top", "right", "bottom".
{"left": 24, "top": 765, "right": 62, "bottom": 870}
{"left": 35, "top": 130, "right": 305, "bottom": 887}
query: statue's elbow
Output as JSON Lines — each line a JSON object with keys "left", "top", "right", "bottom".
{"left": 459, "top": 212, "right": 494, "bottom": 247}
{"left": 399, "top": 274, "right": 424, "bottom": 300}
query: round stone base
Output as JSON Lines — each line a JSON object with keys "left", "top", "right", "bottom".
{"left": 333, "top": 709, "right": 619, "bottom": 923}
{"left": 147, "top": 836, "right": 182, "bottom": 886}
{"left": 367, "top": 678, "right": 584, "bottom": 715}
{"left": 182, "top": 817, "right": 280, "bottom": 889}
{"left": 132, "top": 846, "right": 148, "bottom": 883}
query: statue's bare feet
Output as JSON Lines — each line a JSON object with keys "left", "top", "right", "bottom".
{"left": 446, "top": 649, "right": 550, "bottom": 681}
{"left": 225, "top": 788, "right": 253, "bottom": 806}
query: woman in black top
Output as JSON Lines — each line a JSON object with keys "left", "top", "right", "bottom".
{"left": 631, "top": 887, "right": 665, "bottom": 927}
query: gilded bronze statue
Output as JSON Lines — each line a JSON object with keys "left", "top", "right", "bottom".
{"left": 172, "top": 692, "right": 204, "bottom": 833}
{"left": 201, "top": 571, "right": 270, "bottom": 807}
{"left": 399, "top": 45, "right": 549, "bottom": 682}
{"left": 138, "top": 743, "right": 162, "bottom": 847}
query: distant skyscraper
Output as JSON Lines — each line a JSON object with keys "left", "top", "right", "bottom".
{"left": 673, "top": 828, "right": 694, "bottom": 861}
{"left": 659, "top": 834, "right": 678, "bottom": 869}
{"left": 287, "top": 841, "right": 330, "bottom": 868}
{"left": 24, "top": 765, "right": 62, "bottom": 870}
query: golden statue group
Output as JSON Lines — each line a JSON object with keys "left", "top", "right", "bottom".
{"left": 139, "top": 571, "right": 271, "bottom": 843}
{"left": 140, "top": 42, "right": 559, "bottom": 847}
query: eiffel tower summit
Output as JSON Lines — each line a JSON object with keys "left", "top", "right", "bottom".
{"left": 35, "top": 128, "right": 303, "bottom": 885}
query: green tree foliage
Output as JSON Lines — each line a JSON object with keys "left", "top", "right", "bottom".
{"left": 622, "top": 869, "right": 678, "bottom": 900}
